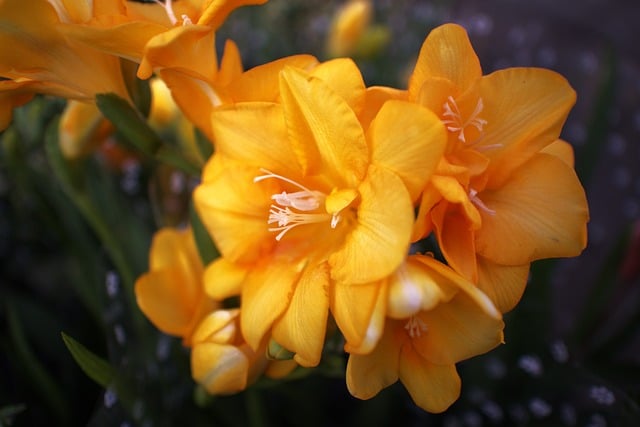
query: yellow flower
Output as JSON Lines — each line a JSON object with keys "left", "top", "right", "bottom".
{"left": 0, "top": 0, "right": 130, "bottom": 130}
{"left": 407, "top": 24, "right": 589, "bottom": 312}
{"left": 194, "top": 59, "right": 446, "bottom": 366}
{"left": 326, "top": 0, "right": 371, "bottom": 57}
{"left": 346, "top": 254, "right": 503, "bottom": 413}
{"left": 191, "top": 308, "right": 297, "bottom": 394}
{"left": 135, "top": 227, "right": 217, "bottom": 346}
{"left": 58, "top": 101, "right": 113, "bottom": 159}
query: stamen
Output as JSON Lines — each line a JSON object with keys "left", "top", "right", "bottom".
{"left": 255, "top": 169, "right": 338, "bottom": 240}
{"left": 469, "top": 188, "right": 496, "bottom": 216}
{"left": 404, "top": 316, "right": 428, "bottom": 338}
{"left": 442, "top": 96, "right": 488, "bottom": 143}
{"left": 154, "top": 0, "right": 178, "bottom": 25}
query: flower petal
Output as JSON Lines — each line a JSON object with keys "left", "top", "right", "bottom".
{"left": 399, "top": 346, "right": 461, "bottom": 413}
{"left": 194, "top": 156, "right": 277, "bottom": 263}
{"left": 218, "top": 39, "right": 243, "bottom": 86}
{"left": 241, "top": 259, "right": 303, "bottom": 350}
{"left": 346, "top": 319, "right": 402, "bottom": 399}
{"left": 368, "top": 100, "right": 446, "bottom": 201}
{"left": 272, "top": 263, "right": 330, "bottom": 367}
{"left": 408, "top": 23, "right": 481, "bottom": 99}
{"left": 358, "top": 85, "right": 406, "bottom": 131}
{"left": 310, "top": 58, "right": 366, "bottom": 116}
{"left": 541, "top": 139, "right": 575, "bottom": 167}
{"left": 279, "top": 66, "right": 368, "bottom": 186}
{"left": 477, "top": 256, "right": 530, "bottom": 313}
{"left": 477, "top": 68, "right": 577, "bottom": 187}
{"left": 475, "top": 153, "right": 589, "bottom": 264}
{"left": 198, "top": 0, "right": 268, "bottom": 29}
{"left": 332, "top": 280, "right": 383, "bottom": 352}
{"left": 191, "top": 343, "right": 249, "bottom": 394}
{"left": 431, "top": 202, "right": 478, "bottom": 282}
{"left": 330, "top": 166, "right": 413, "bottom": 283}
{"left": 204, "top": 257, "right": 248, "bottom": 300}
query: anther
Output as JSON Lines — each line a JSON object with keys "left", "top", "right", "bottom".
{"left": 404, "top": 316, "right": 428, "bottom": 338}
{"left": 469, "top": 188, "right": 496, "bottom": 215}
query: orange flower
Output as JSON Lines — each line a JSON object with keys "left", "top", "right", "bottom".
{"left": 194, "top": 59, "right": 447, "bottom": 366}
{"left": 407, "top": 24, "right": 589, "bottom": 312}
{"left": 0, "top": 0, "right": 130, "bottom": 130}
{"left": 135, "top": 227, "right": 217, "bottom": 346}
{"left": 346, "top": 255, "right": 504, "bottom": 413}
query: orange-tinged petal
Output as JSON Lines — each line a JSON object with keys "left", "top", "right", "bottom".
{"left": 415, "top": 76, "right": 459, "bottom": 112}
{"left": 477, "top": 68, "right": 576, "bottom": 187}
{"left": 476, "top": 153, "right": 589, "bottom": 264}
{"left": 241, "top": 260, "right": 303, "bottom": 351}
{"left": 279, "top": 66, "right": 368, "bottom": 186}
{"left": 330, "top": 166, "right": 413, "bottom": 284}
{"left": 192, "top": 309, "right": 240, "bottom": 345}
{"left": 138, "top": 25, "right": 217, "bottom": 80}
{"left": 358, "top": 85, "right": 406, "bottom": 131}
{"left": 541, "top": 139, "right": 575, "bottom": 168}
{"left": 194, "top": 156, "right": 276, "bottom": 263}
{"left": 272, "top": 263, "right": 330, "bottom": 367}
{"left": 58, "top": 101, "right": 111, "bottom": 159}
{"left": 477, "top": 256, "right": 530, "bottom": 313}
{"left": 332, "top": 280, "right": 383, "bottom": 352}
{"left": 226, "top": 54, "right": 319, "bottom": 102}
{"left": 345, "top": 279, "right": 388, "bottom": 354}
{"left": 204, "top": 257, "right": 248, "bottom": 300}
{"left": 135, "top": 270, "right": 195, "bottom": 336}
{"left": 191, "top": 343, "right": 249, "bottom": 394}
{"left": 0, "top": 80, "right": 35, "bottom": 130}
{"left": 431, "top": 175, "right": 481, "bottom": 228}
{"left": 399, "top": 345, "right": 461, "bottom": 413}
{"left": 368, "top": 100, "right": 446, "bottom": 201}
{"left": 408, "top": 23, "right": 481, "bottom": 100}
{"left": 413, "top": 285, "right": 503, "bottom": 365}
{"left": 310, "top": 58, "right": 366, "bottom": 116}
{"left": 198, "top": 0, "right": 268, "bottom": 29}
{"left": 210, "top": 102, "right": 300, "bottom": 177}
{"left": 431, "top": 202, "right": 478, "bottom": 282}
{"left": 218, "top": 39, "right": 243, "bottom": 86}
{"left": 346, "top": 319, "right": 403, "bottom": 399}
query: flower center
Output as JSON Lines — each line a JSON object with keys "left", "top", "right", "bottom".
{"left": 254, "top": 169, "right": 340, "bottom": 241}
{"left": 442, "top": 96, "right": 487, "bottom": 144}
{"left": 404, "top": 316, "right": 428, "bottom": 338}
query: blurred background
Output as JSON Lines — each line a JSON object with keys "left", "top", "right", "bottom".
{"left": 1, "top": 0, "right": 639, "bottom": 425}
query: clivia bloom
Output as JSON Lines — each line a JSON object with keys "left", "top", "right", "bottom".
{"left": 347, "top": 254, "right": 504, "bottom": 413}
{"left": 194, "top": 59, "right": 447, "bottom": 366}
{"left": 406, "top": 24, "right": 589, "bottom": 312}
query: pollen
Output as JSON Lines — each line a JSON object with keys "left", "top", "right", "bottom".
{"left": 442, "top": 96, "right": 488, "bottom": 143}
{"left": 254, "top": 169, "right": 340, "bottom": 241}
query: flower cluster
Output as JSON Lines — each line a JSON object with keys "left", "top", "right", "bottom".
{"left": 0, "top": 0, "right": 588, "bottom": 413}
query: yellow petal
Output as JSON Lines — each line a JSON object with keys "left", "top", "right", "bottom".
{"left": 477, "top": 68, "right": 577, "bottom": 187}
{"left": 430, "top": 202, "right": 478, "bottom": 282}
{"left": 272, "top": 263, "right": 330, "bottom": 367}
{"left": 58, "top": 101, "right": 111, "bottom": 159}
{"left": 541, "top": 139, "right": 575, "bottom": 168}
{"left": 399, "top": 346, "right": 461, "bottom": 413}
{"left": 477, "top": 256, "right": 530, "bottom": 313}
{"left": 0, "top": 80, "right": 35, "bottom": 130}
{"left": 217, "top": 39, "right": 243, "bottom": 86}
{"left": 191, "top": 343, "right": 249, "bottom": 394}
{"left": 358, "top": 85, "right": 406, "bottom": 131}
{"left": 241, "top": 260, "right": 303, "bottom": 350}
{"left": 198, "top": 0, "right": 268, "bottom": 29}
{"left": 368, "top": 100, "right": 446, "bottom": 201}
{"left": 412, "top": 286, "right": 503, "bottom": 366}
{"left": 330, "top": 166, "right": 413, "bottom": 284}
{"left": 191, "top": 309, "right": 240, "bottom": 345}
{"left": 325, "top": 188, "right": 358, "bottom": 216}
{"left": 135, "top": 270, "right": 195, "bottom": 336}
{"left": 476, "top": 153, "right": 589, "bottom": 264}
{"left": 204, "top": 258, "right": 247, "bottom": 300}
{"left": 226, "top": 54, "right": 319, "bottom": 102}
{"left": 138, "top": 25, "right": 217, "bottom": 80}
{"left": 210, "top": 102, "right": 301, "bottom": 177}
{"left": 408, "top": 23, "right": 481, "bottom": 100}
{"left": 332, "top": 280, "right": 383, "bottom": 352}
{"left": 326, "top": 0, "right": 372, "bottom": 57}
{"left": 279, "top": 66, "right": 368, "bottom": 186}
{"left": 194, "top": 156, "right": 276, "bottom": 263}
{"left": 346, "top": 319, "right": 403, "bottom": 399}
{"left": 310, "top": 58, "right": 366, "bottom": 116}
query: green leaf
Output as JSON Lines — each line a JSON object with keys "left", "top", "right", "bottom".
{"left": 96, "top": 93, "right": 200, "bottom": 175}
{"left": 61, "top": 332, "right": 115, "bottom": 388}
{"left": 190, "top": 201, "right": 219, "bottom": 264}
